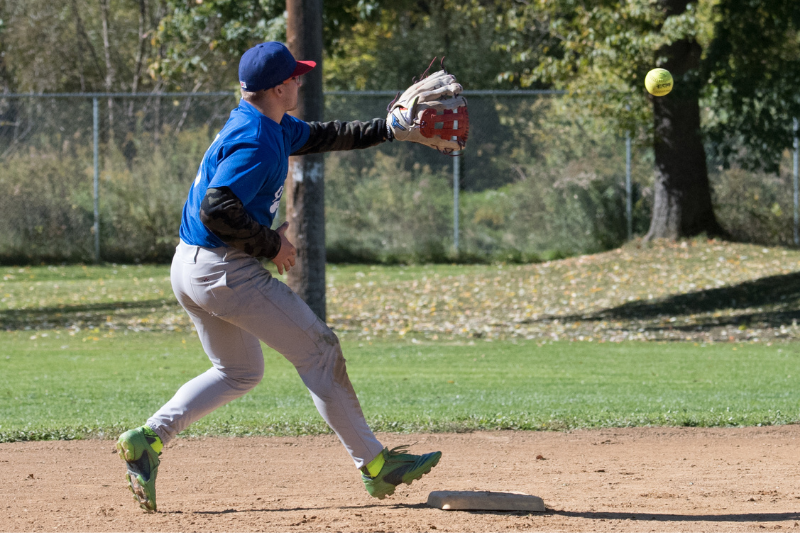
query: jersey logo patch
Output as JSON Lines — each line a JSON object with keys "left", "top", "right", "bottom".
{"left": 269, "top": 185, "right": 284, "bottom": 214}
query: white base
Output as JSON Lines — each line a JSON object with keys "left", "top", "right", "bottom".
{"left": 426, "top": 491, "right": 545, "bottom": 512}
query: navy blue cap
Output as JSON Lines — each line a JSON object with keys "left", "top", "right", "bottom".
{"left": 238, "top": 42, "right": 316, "bottom": 91}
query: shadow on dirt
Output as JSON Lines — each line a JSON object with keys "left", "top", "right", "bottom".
{"left": 188, "top": 503, "right": 390, "bottom": 515}
{"left": 179, "top": 506, "right": 800, "bottom": 523}
{"left": 552, "top": 509, "right": 800, "bottom": 523}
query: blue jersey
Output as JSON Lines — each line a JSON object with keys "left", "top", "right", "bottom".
{"left": 179, "top": 99, "right": 310, "bottom": 248}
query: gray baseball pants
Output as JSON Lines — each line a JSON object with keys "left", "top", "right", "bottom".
{"left": 145, "top": 240, "right": 384, "bottom": 469}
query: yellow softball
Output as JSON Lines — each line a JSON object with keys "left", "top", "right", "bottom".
{"left": 645, "top": 68, "right": 673, "bottom": 97}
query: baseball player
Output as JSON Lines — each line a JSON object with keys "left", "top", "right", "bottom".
{"left": 114, "top": 42, "right": 467, "bottom": 513}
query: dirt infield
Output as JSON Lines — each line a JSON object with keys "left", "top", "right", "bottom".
{"left": 4, "top": 427, "right": 800, "bottom": 532}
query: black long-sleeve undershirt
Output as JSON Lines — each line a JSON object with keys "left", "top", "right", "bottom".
{"left": 292, "top": 118, "right": 390, "bottom": 155}
{"left": 199, "top": 186, "right": 283, "bottom": 260}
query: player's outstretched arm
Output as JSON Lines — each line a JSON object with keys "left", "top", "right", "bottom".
{"left": 291, "top": 118, "right": 391, "bottom": 156}
{"left": 199, "top": 186, "right": 283, "bottom": 260}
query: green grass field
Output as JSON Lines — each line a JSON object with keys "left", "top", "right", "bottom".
{"left": 3, "top": 240, "right": 800, "bottom": 442}
{"left": 2, "top": 329, "right": 800, "bottom": 442}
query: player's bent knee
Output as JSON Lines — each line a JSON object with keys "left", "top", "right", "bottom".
{"left": 245, "top": 365, "right": 265, "bottom": 389}
{"left": 224, "top": 366, "right": 264, "bottom": 392}
{"left": 316, "top": 323, "right": 341, "bottom": 349}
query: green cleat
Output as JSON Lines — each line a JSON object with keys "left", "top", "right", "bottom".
{"left": 116, "top": 427, "right": 161, "bottom": 512}
{"left": 362, "top": 445, "right": 442, "bottom": 500}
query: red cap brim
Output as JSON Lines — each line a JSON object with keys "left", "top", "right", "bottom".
{"left": 291, "top": 60, "right": 316, "bottom": 77}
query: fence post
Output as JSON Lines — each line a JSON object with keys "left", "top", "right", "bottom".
{"left": 625, "top": 130, "right": 632, "bottom": 240}
{"left": 93, "top": 97, "right": 100, "bottom": 263}
{"left": 453, "top": 150, "right": 461, "bottom": 252}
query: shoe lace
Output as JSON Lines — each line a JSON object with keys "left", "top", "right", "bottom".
{"left": 386, "top": 443, "right": 421, "bottom": 459}
{"left": 386, "top": 445, "right": 410, "bottom": 457}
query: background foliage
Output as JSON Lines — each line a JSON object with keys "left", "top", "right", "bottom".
{"left": 0, "top": 0, "right": 799, "bottom": 263}
{"left": 2, "top": 0, "right": 798, "bottom": 158}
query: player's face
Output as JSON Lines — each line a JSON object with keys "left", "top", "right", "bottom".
{"left": 282, "top": 76, "right": 301, "bottom": 111}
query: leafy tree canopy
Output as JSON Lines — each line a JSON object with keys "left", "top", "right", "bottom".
{"left": 1, "top": 0, "right": 797, "bottom": 172}
{"left": 152, "top": 0, "right": 535, "bottom": 91}
{"left": 1, "top": 0, "right": 144, "bottom": 93}
{"left": 495, "top": 0, "right": 800, "bottom": 170}
{"left": 153, "top": 0, "right": 384, "bottom": 89}
{"left": 703, "top": 0, "right": 800, "bottom": 171}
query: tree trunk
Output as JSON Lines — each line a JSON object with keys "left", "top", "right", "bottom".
{"left": 70, "top": 0, "right": 86, "bottom": 92}
{"left": 71, "top": 0, "right": 104, "bottom": 85}
{"left": 0, "top": 3, "right": 18, "bottom": 146}
{"left": 152, "top": 0, "right": 166, "bottom": 147}
{"left": 99, "top": 0, "right": 115, "bottom": 144}
{"left": 286, "top": 0, "right": 326, "bottom": 320}
{"left": 644, "top": 0, "right": 725, "bottom": 241}
{"left": 129, "top": 0, "right": 148, "bottom": 117}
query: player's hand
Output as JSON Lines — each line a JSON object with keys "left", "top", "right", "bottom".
{"left": 271, "top": 222, "right": 296, "bottom": 275}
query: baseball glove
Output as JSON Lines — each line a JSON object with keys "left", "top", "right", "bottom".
{"left": 387, "top": 62, "right": 469, "bottom": 154}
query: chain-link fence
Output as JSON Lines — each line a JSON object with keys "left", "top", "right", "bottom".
{"left": 0, "top": 92, "right": 797, "bottom": 264}
{"left": 0, "top": 92, "right": 234, "bottom": 263}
